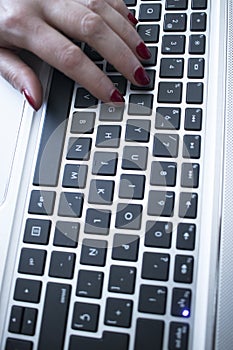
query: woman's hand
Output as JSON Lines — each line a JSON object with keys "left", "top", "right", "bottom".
{"left": 0, "top": 0, "right": 151, "bottom": 110}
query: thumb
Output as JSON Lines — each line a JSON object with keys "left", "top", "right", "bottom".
{"left": 0, "top": 48, "right": 43, "bottom": 111}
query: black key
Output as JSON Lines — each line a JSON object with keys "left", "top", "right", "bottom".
{"left": 112, "top": 234, "right": 139, "bottom": 261}
{"left": 137, "top": 24, "right": 160, "bottom": 43}
{"left": 174, "top": 255, "right": 194, "bottom": 283}
{"left": 155, "top": 107, "right": 181, "bottom": 130}
{"left": 183, "top": 135, "right": 201, "bottom": 158}
{"left": 80, "top": 239, "right": 107, "bottom": 266}
{"left": 72, "top": 302, "right": 100, "bottom": 332}
{"left": 148, "top": 190, "right": 175, "bottom": 217}
{"left": 104, "top": 298, "right": 133, "bottom": 327}
{"left": 38, "top": 282, "right": 71, "bottom": 350}
{"left": 8, "top": 306, "right": 24, "bottom": 333}
{"left": 49, "top": 251, "right": 76, "bottom": 279}
{"left": 153, "top": 134, "right": 179, "bottom": 158}
{"left": 23, "top": 218, "right": 51, "bottom": 245}
{"left": 14, "top": 278, "right": 42, "bottom": 303}
{"left": 88, "top": 180, "right": 114, "bottom": 205}
{"left": 119, "top": 174, "right": 145, "bottom": 199}
{"left": 191, "top": 0, "right": 207, "bottom": 9}
{"left": 83, "top": 44, "right": 103, "bottom": 61}
{"left": 5, "top": 338, "right": 33, "bottom": 350}
{"left": 166, "top": 0, "right": 188, "bottom": 10}
{"left": 150, "top": 161, "right": 177, "bottom": 186}
{"left": 75, "top": 88, "right": 98, "bottom": 108}
{"left": 145, "top": 221, "right": 172, "bottom": 248}
{"left": 76, "top": 270, "right": 104, "bottom": 298}
{"left": 139, "top": 285, "right": 167, "bottom": 314}
{"left": 33, "top": 70, "right": 74, "bottom": 186}
{"left": 99, "top": 103, "right": 124, "bottom": 121}
{"left": 109, "top": 75, "right": 127, "bottom": 96}
{"left": 69, "top": 331, "right": 129, "bottom": 350}
{"left": 185, "top": 108, "right": 202, "bottom": 130}
{"left": 21, "top": 308, "right": 37, "bottom": 336}
{"left": 58, "top": 192, "right": 84, "bottom": 218}
{"left": 122, "top": 146, "right": 148, "bottom": 170}
{"left": 190, "top": 12, "right": 207, "bottom": 31}
{"left": 181, "top": 163, "right": 200, "bottom": 188}
{"left": 177, "top": 223, "right": 196, "bottom": 250}
{"left": 179, "top": 192, "right": 198, "bottom": 218}
{"left": 115, "top": 203, "right": 142, "bottom": 230}
{"left": 85, "top": 208, "right": 111, "bottom": 235}
{"left": 18, "top": 248, "right": 46, "bottom": 276}
{"left": 128, "top": 94, "right": 153, "bottom": 115}
{"left": 124, "top": 0, "right": 136, "bottom": 5}
{"left": 131, "top": 70, "right": 155, "bottom": 91}
{"left": 162, "top": 35, "right": 185, "bottom": 54}
{"left": 188, "top": 58, "right": 205, "bottom": 79}
{"left": 134, "top": 318, "right": 164, "bottom": 350}
{"left": 71, "top": 111, "right": 96, "bottom": 134}
{"left": 171, "top": 288, "right": 192, "bottom": 317}
{"left": 62, "top": 164, "right": 88, "bottom": 189}
{"left": 169, "top": 322, "right": 189, "bottom": 350}
{"left": 158, "top": 82, "right": 183, "bottom": 103}
{"left": 96, "top": 125, "right": 121, "bottom": 148}
{"left": 160, "top": 58, "right": 184, "bottom": 78}
{"left": 139, "top": 4, "right": 161, "bottom": 21}
{"left": 108, "top": 265, "right": 136, "bottom": 294}
{"left": 28, "top": 190, "right": 55, "bottom": 216}
{"left": 164, "top": 13, "right": 187, "bottom": 31}
{"left": 142, "top": 252, "right": 170, "bottom": 281}
{"left": 125, "top": 119, "right": 151, "bottom": 142}
{"left": 186, "top": 82, "right": 203, "bottom": 104}
{"left": 54, "top": 221, "right": 79, "bottom": 247}
{"left": 67, "top": 137, "right": 92, "bottom": 160}
{"left": 92, "top": 151, "right": 118, "bottom": 175}
{"left": 189, "top": 34, "right": 206, "bottom": 54}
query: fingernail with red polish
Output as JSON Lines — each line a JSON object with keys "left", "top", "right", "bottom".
{"left": 22, "top": 88, "right": 38, "bottom": 111}
{"left": 136, "top": 42, "right": 151, "bottom": 60}
{"left": 110, "top": 89, "right": 125, "bottom": 103}
{"left": 128, "top": 12, "right": 138, "bottom": 26}
{"left": 134, "top": 67, "right": 150, "bottom": 85}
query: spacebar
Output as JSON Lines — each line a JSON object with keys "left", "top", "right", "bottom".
{"left": 33, "top": 70, "right": 74, "bottom": 186}
{"left": 69, "top": 332, "right": 129, "bottom": 350}
{"left": 38, "top": 282, "right": 71, "bottom": 350}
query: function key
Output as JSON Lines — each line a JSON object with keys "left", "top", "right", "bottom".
{"left": 134, "top": 318, "right": 164, "bottom": 350}
{"left": 150, "top": 161, "right": 177, "bottom": 187}
{"left": 176, "top": 223, "right": 196, "bottom": 250}
{"left": 72, "top": 302, "right": 100, "bottom": 332}
{"left": 76, "top": 270, "right": 104, "bottom": 299}
{"left": 190, "top": 12, "right": 207, "bottom": 31}
{"left": 139, "top": 4, "right": 162, "bottom": 22}
{"left": 171, "top": 288, "right": 191, "bottom": 317}
{"left": 153, "top": 133, "right": 179, "bottom": 158}
{"left": 112, "top": 234, "right": 140, "bottom": 262}
{"left": 179, "top": 192, "right": 198, "bottom": 219}
{"left": 169, "top": 322, "right": 189, "bottom": 350}
{"left": 189, "top": 34, "right": 206, "bottom": 54}
{"left": 191, "top": 0, "right": 207, "bottom": 10}
{"left": 185, "top": 108, "right": 202, "bottom": 130}
{"left": 148, "top": 190, "right": 175, "bottom": 217}
{"left": 158, "top": 82, "right": 183, "bottom": 103}
{"left": 164, "top": 13, "right": 187, "bottom": 32}
{"left": 186, "top": 82, "right": 203, "bottom": 104}
{"left": 165, "top": 0, "right": 188, "bottom": 10}
{"left": 181, "top": 163, "right": 200, "bottom": 188}
{"left": 183, "top": 135, "right": 201, "bottom": 159}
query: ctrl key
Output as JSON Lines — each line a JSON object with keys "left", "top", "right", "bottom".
{"left": 5, "top": 338, "right": 33, "bottom": 350}
{"left": 169, "top": 322, "right": 189, "bottom": 350}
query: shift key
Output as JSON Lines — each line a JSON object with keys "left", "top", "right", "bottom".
{"left": 38, "top": 282, "right": 71, "bottom": 350}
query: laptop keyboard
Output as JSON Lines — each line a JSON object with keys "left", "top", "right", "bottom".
{"left": 5, "top": 0, "right": 209, "bottom": 349}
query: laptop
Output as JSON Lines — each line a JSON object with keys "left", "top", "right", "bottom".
{"left": 1, "top": 0, "right": 233, "bottom": 349}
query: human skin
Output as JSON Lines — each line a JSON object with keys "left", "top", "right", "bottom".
{"left": 0, "top": 0, "right": 151, "bottom": 110}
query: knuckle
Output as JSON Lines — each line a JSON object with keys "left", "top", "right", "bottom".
{"left": 1, "top": 7, "right": 27, "bottom": 32}
{"left": 87, "top": 0, "right": 102, "bottom": 12}
{"left": 57, "top": 45, "right": 83, "bottom": 70}
{"left": 81, "top": 12, "right": 103, "bottom": 38}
